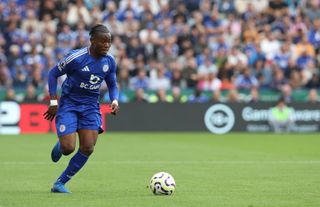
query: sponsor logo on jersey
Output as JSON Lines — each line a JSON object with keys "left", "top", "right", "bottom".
{"left": 80, "top": 82, "right": 101, "bottom": 90}
{"left": 89, "top": 74, "right": 100, "bottom": 84}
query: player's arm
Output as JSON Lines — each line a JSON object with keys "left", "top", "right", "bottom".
{"left": 105, "top": 69, "right": 120, "bottom": 115}
{"left": 43, "top": 63, "right": 67, "bottom": 121}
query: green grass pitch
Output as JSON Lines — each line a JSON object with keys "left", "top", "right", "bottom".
{"left": 0, "top": 133, "right": 320, "bottom": 207}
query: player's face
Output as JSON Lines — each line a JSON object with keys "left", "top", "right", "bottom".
{"left": 92, "top": 32, "right": 112, "bottom": 56}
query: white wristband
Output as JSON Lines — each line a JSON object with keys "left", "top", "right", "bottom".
{"left": 50, "top": 100, "right": 58, "bottom": 106}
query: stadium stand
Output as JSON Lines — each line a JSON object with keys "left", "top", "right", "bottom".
{"left": 0, "top": 0, "right": 319, "bottom": 103}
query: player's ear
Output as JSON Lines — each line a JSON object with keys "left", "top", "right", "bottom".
{"left": 90, "top": 35, "right": 96, "bottom": 43}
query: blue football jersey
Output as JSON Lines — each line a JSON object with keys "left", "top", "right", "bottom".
{"left": 55, "top": 47, "right": 118, "bottom": 105}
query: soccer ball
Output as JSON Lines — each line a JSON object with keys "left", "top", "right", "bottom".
{"left": 149, "top": 172, "right": 176, "bottom": 195}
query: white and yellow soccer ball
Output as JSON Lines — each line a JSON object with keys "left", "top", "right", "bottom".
{"left": 149, "top": 172, "right": 176, "bottom": 195}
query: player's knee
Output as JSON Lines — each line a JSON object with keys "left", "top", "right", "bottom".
{"left": 80, "top": 145, "right": 94, "bottom": 156}
{"left": 60, "top": 144, "right": 75, "bottom": 155}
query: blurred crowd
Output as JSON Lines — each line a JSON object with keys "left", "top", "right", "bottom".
{"left": 1, "top": 0, "right": 320, "bottom": 103}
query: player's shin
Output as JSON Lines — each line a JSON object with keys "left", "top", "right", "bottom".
{"left": 56, "top": 149, "right": 89, "bottom": 184}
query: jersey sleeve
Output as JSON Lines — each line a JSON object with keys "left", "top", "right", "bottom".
{"left": 104, "top": 56, "right": 119, "bottom": 102}
{"left": 57, "top": 52, "right": 74, "bottom": 74}
{"left": 48, "top": 52, "right": 74, "bottom": 96}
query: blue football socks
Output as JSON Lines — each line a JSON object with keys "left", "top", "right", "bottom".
{"left": 56, "top": 149, "right": 89, "bottom": 184}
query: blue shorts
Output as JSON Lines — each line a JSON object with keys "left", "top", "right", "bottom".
{"left": 55, "top": 103, "right": 104, "bottom": 137}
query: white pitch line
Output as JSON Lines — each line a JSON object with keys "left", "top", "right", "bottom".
{"left": 0, "top": 160, "right": 320, "bottom": 165}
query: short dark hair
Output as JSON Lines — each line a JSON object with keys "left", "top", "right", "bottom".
{"left": 89, "top": 24, "right": 110, "bottom": 37}
{"left": 277, "top": 96, "right": 285, "bottom": 104}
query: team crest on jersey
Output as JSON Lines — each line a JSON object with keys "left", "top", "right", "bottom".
{"left": 59, "top": 124, "right": 66, "bottom": 132}
{"left": 103, "top": 65, "right": 109, "bottom": 72}
{"left": 58, "top": 59, "right": 67, "bottom": 71}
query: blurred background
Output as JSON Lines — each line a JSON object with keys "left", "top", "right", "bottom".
{"left": 1, "top": 0, "right": 320, "bottom": 133}
{"left": 1, "top": 2, "right": 320, "bottom": 205}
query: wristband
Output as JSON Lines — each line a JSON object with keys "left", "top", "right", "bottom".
{"left": 50, "top": 100, "right": 58, "bottom": 106}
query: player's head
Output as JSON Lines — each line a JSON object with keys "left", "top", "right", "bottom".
{"left": 89, "top": 24, "right": 112, "bottom": 57}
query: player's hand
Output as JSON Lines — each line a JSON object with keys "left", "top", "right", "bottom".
{"left": 110, "top": 100, "right": 119, "bottom": 115}
{"left": 43, "top": 105, "right": 58, "bottom": 121}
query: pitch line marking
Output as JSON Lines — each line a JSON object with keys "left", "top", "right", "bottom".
{"left": 1, "top": 161, "right": 320, "bottom": 165}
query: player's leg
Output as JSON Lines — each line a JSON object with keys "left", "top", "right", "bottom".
{"left": 78, "top": 129, "right": 98, "bottom": 156}
{"left": 60, "top": 133, "right": 77, "bottom": 155}
{"left": 51, "top": 133, "right": 77, "bottom": 193}
{"left": 52, "top": 130, "right": 98, "bottom": 193}
{"left": 51, "top": 133, "right": 76, "bottom": 162}
{"left": 77, "top": 109, "right": 103, "bottom": 157}
{"left": 51, "top": 110, "right": 78, "bottom": 162}
{"left": 51, "top": 110, "right": 78, "bottom": 193}
{"left": 51, "top": 108, "right": 102, "bottom": 193}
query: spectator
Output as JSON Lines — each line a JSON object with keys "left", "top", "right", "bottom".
{"left": 133, "top": 88, "right": 149, "bottom": 103}
{"left": 248, "top": 87, "right": 260, "bottom": 103}
{"left": 269, "top": 0, "right": 288, "bottom": 12}
{"left": 304, "top": 0, "right": 320, "bottom": 21}
{"left": 270, "top": 69, "right": 288, "bottom": 91}
{"left": 308, "top": 18, "right": 320, "bottom": 49}
{"left": 218, "top": 0, "right": 235, "bottom": 14}
{"left": 281, "top": 84, "right": 293, "bottom": 103}
{"left": 126, "top": 36, "right": 145, "bottom": 60}
{"left": 30, "top": 64, "right": 45, "bottom": 89}
{"left": 38, "top": 86, "right": 50, "bottom": 104}
{"left": 307, "top": 88, "right": 319, "bottom": 103}
{"left": 23, "top": 84, "right": 37, "bottom": 103}
{"left": 4, "top": 88, "right": 17, "bottom": 102}
{"left": 305, "top": 73, "right": 320, "bottom": 89}
{"left": 104, "top": 13, "right": 124, "bottom": 36}
{"left": 156, "top": 88, "right": 169, "bottom": 103}
{"left": 235, "top": 68, "right": 259, "bottom": 90}
{"left": 0, "top": 59, "right": 11, "bottom": 87}
{"left": 227, "top": 46, "right": 248, "bottom": 68}
{"left": 226, "top": 89, "right": 241, "bottom": 102}
{"left": 170, "top": 65, "right": 184, "bottom": 88}
{"left": 235, "top": 0, "right": 268, "bottom": 14}
{"left": 21, "top": 10, "right": 39, "bottom": 33}
{"left": 211, "top": 89, "right": 222, "bottom": 103}
{"left": 273, "top": 44, "right": 291, "bottom": 73}
{"left": 198, "top": 57, "right": 218, "bottom": 77}
{"left": 129, "top": 69, "right": 149, "bottom": 90}
{"left": 188, "top": 88, "right": 208, "bottom": 103}
{"left": 67, "top": 0, "right": 92, "bottom": 27}
{"left": 268, "top": 96, "right": 295, "bottom": 133}
{"left": 197, "top": 72, "right": 221, "bottom": 91}
{"left": 122, "top": 10, "right": 140, "bottom": 37}
{"left": 149, "top": 63, "right": 171, "bottom": 90}
{"left": 301, "top": 60, "right": 317, "bottom": 86}
{"left": 260, "top": 31, "right": 281, "bottom": 60}
{"left": 169, "top": 86, "right": 187, "bottom": 103}
{"left": 12, "top": 70, "right": 28, "bottom": 89}
{"left": 102, "top": 84, "right": 129, "bottom": 103}
{"left": 182, "top": 58, "right": 198, "bottom": 89}
{"left": 294, "top": 35, "right": 315, "bottom": 58}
